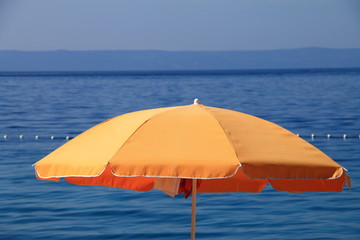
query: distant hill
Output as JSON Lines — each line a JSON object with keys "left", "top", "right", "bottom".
{"left": 0, "top": 48, "right": 360, "bottom": 71}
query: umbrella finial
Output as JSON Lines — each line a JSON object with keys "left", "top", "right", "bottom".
{"left": 193, "top": 98, "right": 200, "bottom": 105}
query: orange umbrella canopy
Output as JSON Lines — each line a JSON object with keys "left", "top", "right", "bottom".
{"left": 34, "top": 100, "right": 350, "bottom": 194}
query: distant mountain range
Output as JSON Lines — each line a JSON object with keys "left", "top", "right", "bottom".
{"left": 0, "top": 48, "right": 359, "bottom": 71}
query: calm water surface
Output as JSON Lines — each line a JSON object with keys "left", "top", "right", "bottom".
{"left": 0, "top": 69, "right": 359, "bottom": 239}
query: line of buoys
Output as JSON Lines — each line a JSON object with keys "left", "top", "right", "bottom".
{"left": 2, "top": 135, "right": 73, "bottom": 140}
{"left": 297, "top": 134, "right": 360, "bottom": 139}
{"left": 1, "top": 134, "right": 360, "bottom": 140}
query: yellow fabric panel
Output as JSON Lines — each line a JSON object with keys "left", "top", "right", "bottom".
{"left": 269, "top": 172, "right": 348, "bottom": 192}
{"left": 35, "top": 106, "right": 181, "bottom": 177}
{"left": 109, "top": 104, "right": 239, "bottom": 178}
{"left": 205, "top": 106, "right": 343, "bottom": 179}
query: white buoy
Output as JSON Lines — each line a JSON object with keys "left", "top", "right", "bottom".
{"left": 19, "top": 135, "right": 24, "bottom": 139}
{"left": 35, "top": 135, "right": 39, "bottom": 139}
{"left": 327, "top": 134, "right": 331, "bottom": 138}
{"left": 3, "top": 135, "right": 7, "bottom": 139}
{"left": 193, "top": 98, "right": 200, "bottom": 104}
{"left": 66, "top": 136, "right": 70, "bottom": 140}
{"left": 296, "top": 133, "right": 300, "bottom": 137}
{"left": 311, "top": 134, "right": 315, "bottom": 138}
{"left": 51, "top": 136, "right": 55, "bottom": 140}
{"left": 343, "top": 134, "right": 347, "bottom": 139}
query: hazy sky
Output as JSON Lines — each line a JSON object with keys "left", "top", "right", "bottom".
{"left": 0, "top": 0, "right": 360, "bottom": 51}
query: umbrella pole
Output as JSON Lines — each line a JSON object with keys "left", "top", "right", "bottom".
{"left": 191, "top": 179, "right": 197, "bottom": 240}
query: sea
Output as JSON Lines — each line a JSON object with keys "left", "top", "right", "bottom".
{"left": 0, "top": 69, "right": 359, "bottom": 240}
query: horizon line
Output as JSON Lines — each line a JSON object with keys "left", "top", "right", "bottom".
{"left": 1, "top": 47, "right": 360, "bottom": 52}
{"left": 1, "top": 67, "right": 359, "bottom": 75}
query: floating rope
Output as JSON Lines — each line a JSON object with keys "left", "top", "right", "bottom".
{"left": 296, "top": 133, "right": 360, "bottom": 139}
{"left": 2, "top": 135, "right": 73, "bottom": 140}
{"left": 1, "top": 134, "right": 360, "bottom": 141}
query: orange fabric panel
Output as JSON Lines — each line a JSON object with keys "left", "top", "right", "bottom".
{"left": 64, "top": 165, "right": 154, "bottom": 191}
{"left": 206, "top": 106, "right": 343, "bottom": 180}
{"left": 35, "top": 106, "right": 180, "bottom": 178}
{"left": 110, "top": 104, "right": 239, "bottom": 178}
{"left": 198, "top": 168, "right": 268, "bottom": 193}
{"left": 269, "top": 173, "right": 348, "bottom": 192}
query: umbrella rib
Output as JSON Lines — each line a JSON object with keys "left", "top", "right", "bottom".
{"left": 201, "top": 106, "right": 347, "bottom": 181}
{"left": 200, "top": 106, "right": 242, "bottom": 173}
{"left": 106, "top": 105, "right": 188, "bottom": 177}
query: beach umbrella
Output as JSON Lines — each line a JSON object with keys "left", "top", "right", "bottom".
{"left": 34, "top": 99, "right": 351, "bottom": 240}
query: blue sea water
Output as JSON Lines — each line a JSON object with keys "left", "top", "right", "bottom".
{"left": 0, "top": 69, "right": 359, "bottom": 240}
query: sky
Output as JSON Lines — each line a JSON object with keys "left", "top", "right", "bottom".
{"left": 0, "top": 0, "right": 359, "bottom": 51}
